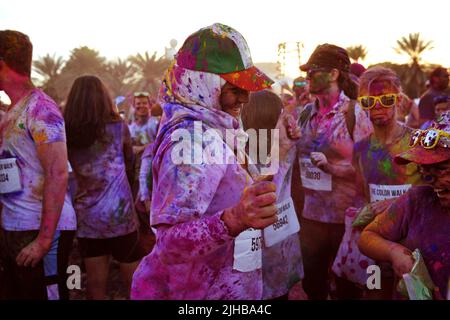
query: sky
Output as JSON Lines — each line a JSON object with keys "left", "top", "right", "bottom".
{"left": 0, "top": 0, "right": 448, "bottom": 87}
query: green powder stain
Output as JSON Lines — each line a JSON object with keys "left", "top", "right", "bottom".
{"left": 18, "top": 123, "right": 25, "bottom": 130}
{"left": 387, "top": 208, "right": 397, "bottom": 221}
{"left": 379, "top": 159, "right": 395, "bottom": 178}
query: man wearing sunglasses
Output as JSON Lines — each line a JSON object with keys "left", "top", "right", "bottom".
{"left": 292, "top": 76, "right": 314, "bottom": 111}
{"left": 295, "top": 43, "right": 373, "bottom": 300}
{"left": 358, "top": 112, "right": 450, "bottom": 300}
{"left": 334, "top": 67, "right": 423, "bottom": 299}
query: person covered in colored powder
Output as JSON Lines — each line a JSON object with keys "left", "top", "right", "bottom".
{"left": 359, "top": 111, "right": 450, "bottom": 299}
{"left": 64, "top": 75, "right": 144, "bottom": 299}
{"left": 333, "top": 67, "right": 423, "bottom": 299}
{"left": 131, "top": 23, "right": 301, "bottom": 300}
{"left": 295, "top": 44, "right": 373, "bottom": 300}
{"left": 291, "top": 76, "right": 314, "bottom": 112}
{"left": 0, "top": 30, "right": 77, "bottom": 300}
{"left": 418, "top": 67, "right": 450, "bottom": 127}
{"left": 129, "top": 92, "right": 159, "bottom": 147}
{"left": 129, "top": 92, "right": 160, "bottom": 202}
{"left": 241, "top": 90, "right": 304, "bottom": 300}
{"left": 434, "top": 95, "right": 450, "bottom": 119}
{"left": 421, "top": 95, "right": 450, "bottom": 130}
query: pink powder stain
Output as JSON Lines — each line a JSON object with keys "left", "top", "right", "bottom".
{"left": 433, "top": 261, "right": 444, "bottom": 271}
{"left": 173, "top": 65, "right": 186, "bottom": 84}
{"left": 177, "top": 51, "right": 197, "bottom": 70}
{"left": 359, "top": 260, "right": 369, "bottom": 269}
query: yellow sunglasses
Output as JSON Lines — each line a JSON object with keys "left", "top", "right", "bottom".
{"left": 357, "top": 93, "right": 399, "bottom": 110}
{"left": 409, "top": 128, "right": 450, "bottom": 149}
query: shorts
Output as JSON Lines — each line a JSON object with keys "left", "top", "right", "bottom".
{"left": 0, "top": 228, "right": 75, "bottom": 300}
{"left": 77, "top": 231, "right": 144, "bottom": 263}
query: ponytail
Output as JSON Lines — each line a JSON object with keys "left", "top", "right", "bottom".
{"left": 338, "top": 71, "right": 359, "bottom": 100}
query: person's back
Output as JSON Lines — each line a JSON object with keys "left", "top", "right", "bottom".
{"left": 64, "top": 75, "right": 142, "bottom": 299}
{"left": 0, "top": 30, "right": 76, "bottom": 300}
{"left": 68, "top": 121, "right": 137, "bottom": 238}
{"left": 1, "top": 89, "right": 76, "bottom": 229}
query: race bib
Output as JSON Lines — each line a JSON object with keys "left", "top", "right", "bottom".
{"left": 369, "top": 184, "right": 412, "bottom": 202}
{"left": 0, "top": 158, "right": 22, "bottom": 194}
{"left": 299, "top": 157, "right": 332, "bottom": 191}
{"left": 264, "top": 197, "right": 300, "bottom": 247}
{"left": 233, "top": 228, "right": 262, "bottom": 272}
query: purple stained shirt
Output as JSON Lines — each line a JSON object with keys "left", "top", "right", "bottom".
{"left": 0, "top": 89, "right": 76, "bottom": 231}
{"left": 353, "top": 125, "right": 422, "bottom": 204}
{"left": 368, "top": 186, "right": 450, "bottom": 297}
{"left": 68, "top": 121, "right": 137, "bottom": 238}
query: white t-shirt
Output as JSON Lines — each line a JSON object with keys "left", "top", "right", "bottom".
{"left": 129, "top": 117, "right": 159, "bottom": 145}
{"left": 0, "top": 89, "right": 76, "bottom": 231}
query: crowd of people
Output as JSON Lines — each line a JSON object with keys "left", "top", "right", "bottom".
{"left": 0, "top": 24, "right": 449, "bottom": 300}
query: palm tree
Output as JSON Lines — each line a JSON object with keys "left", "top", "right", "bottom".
{"left": 394, "top": 33, "right": 434, "bottom": 98}
{"left": 62, "top": 46, "right": 107, "bottom": 75}
{"left": 104, "top": 58, "right": 137, "bottom": 98}
{"left": 129, "top": 51, "right": 170, "bottom": 96}
{"left": 395, "top": 33, "right": 433, "bottom": 65}
{"left": 33, "top": 54, "right": 65, "bottom": 103}
{"left": 33, "top": 54, "right": 65, "bottom": 81}
{"left": 57, "top": 46, "right": 108, "bottom": 101}
{"left": 346, "top": 45, "right": 367, "bottom": 63}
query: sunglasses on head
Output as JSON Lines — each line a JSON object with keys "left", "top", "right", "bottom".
{"left": 357, "top": 93, "right": 399, "bottom": 110}
{"left": 134, "top": 91, "right": 150, "bottom": 97}
{"left": 409, "top": 128, "right": 450, "bottom": 149}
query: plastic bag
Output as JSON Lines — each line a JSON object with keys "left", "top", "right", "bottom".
{"left": 352, "top": 199, "right": 395, "bottom": 228}
{"left": 332, "top": 207, "right": 375, "bottom": 286}
{"left": 352, "top": 203, "right": 375, "bottom": 228}
{"left": 397, "top": 249, "right": 436, "bottom": 300}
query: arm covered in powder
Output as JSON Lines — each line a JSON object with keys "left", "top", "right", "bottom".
{"left": 138, "top": 144, "right": 154, "bottom": 201}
